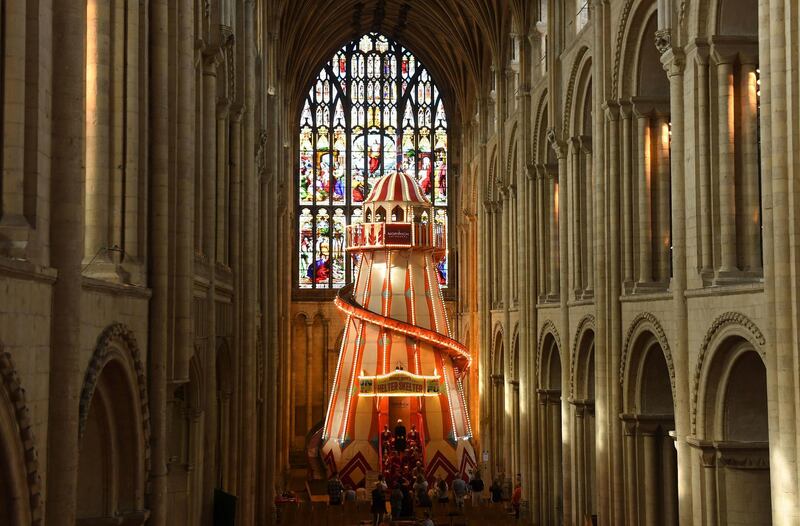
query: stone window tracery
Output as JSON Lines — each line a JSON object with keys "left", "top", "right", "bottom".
{"left": 297, "top": 33, "right": 449, "bottom": 290}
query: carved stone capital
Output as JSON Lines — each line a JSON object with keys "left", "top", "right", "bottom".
{"left": 654, "top": 29, "right": 672, "bottom": 56}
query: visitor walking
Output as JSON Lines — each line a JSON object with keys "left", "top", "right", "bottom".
{"left": 371, "top": 481, "right": 386, "bottom": 526}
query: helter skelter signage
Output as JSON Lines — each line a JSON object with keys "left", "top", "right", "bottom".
{"left": 358, "top": 369, "right": 442, "bottom": 397}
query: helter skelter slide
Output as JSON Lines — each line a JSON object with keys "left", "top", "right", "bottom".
{"left": 321, "top": 171, "right": 476, "bottom": 487}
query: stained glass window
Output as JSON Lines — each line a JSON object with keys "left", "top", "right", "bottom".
{"left": 297, "top": 33, "right": 450, "bottom": 289}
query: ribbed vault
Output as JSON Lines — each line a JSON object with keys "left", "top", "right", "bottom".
{"left": 272, "top": 0, "right": 530, "bottom": 120}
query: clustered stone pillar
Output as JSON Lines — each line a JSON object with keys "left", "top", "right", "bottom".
{"left": 570, "top": 138, "right": 582, "bottom": 293}
{"left": 548, "top": 171, "right": 559, "bottom": 298}
{"left": 738, "top": 55, "right": 761, "bottom": 272}
{"left": 201, "top": 48, "right": 220, "bottom": 524}
{"left": 536, "top": 165, "right": 547, "bottom": 299}
{"left": 581, "top": 137, "right": 594, "bottom": 293}
{"left": 620, "top": 103, "right": 634, "bottom": 287}
{"left": 654, "top": 114, "right": 671, "bottom": 282}
{"left": 715, "top": 50, "right": 738, "bottom": 274}
{"left": 696, "top": 49, "right": 714, "bottom": 275}
{"left": 148, "top": 0, "right": 170, "bottom": 522}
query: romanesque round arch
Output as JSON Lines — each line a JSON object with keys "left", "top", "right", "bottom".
{"left": 78, "top": 322, "right": 151, "bottom": 464}
{"left": 620, "top": 312, "right": 676, "bottom": 401}
{"left": 506, "top": 123, "right": 519, "bottom": 184}
{"left": 510, "top": 323, "right": 520, "bottom": 380}
{"left": 0, "top": 348, "right": 43, "bottom": 526}
{"left": 569, "top": 314, "right": 596, "bottom": 399}
{"left": 691, "top": 311, "right": 766, "bottom": 433}
{"left": 536, "top": 319, "right": 562, "bottom": 386}
{"left": 562, "top": 46, "right": 590, "bottom": 139}
{"left": 491, "top": 322, "right": 505, "bottom": 375}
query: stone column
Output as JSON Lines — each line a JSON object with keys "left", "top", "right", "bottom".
{"left": 662, "top": 435, "right": 678, "bottom": 526}
{"left": 175, "top": 0, "right": 196, "bottom": 382}
{"left": 623, "top": 420, "right": 638, "bottom": 526}
{"left": 621, "top": 102, "right": 634, "bottom": 287}
{"left": 654, "top": 114, "right": 671, "bottom": 281}
{"left": 700, "top": 448, "right": 718, "bottom": 526}
{"left": 739, "top": 58, "right": 761, "bottom": 272}
{"left": 552, "top": 395, "right": 563, "bottom": 521}
{"left": 201, "top": 47, "right": 221, "bottom": 525}
{"left": 575, "top": 403, "right": 586, "bottom": 521}
{"left": 636, "top": 112, "right": 653, "bottom": 283}
{"left": 512, "top": 380, "right": 520, "bottom": 475}
{"left": 536, "top": 166, "right": 546, "bottom": 300}
{"left": 570, "top": 138, "right": 582, "bottom": 293}
{"left": 696, "top": 50, "right": 714, "bottom": 274}
{"left": 46, "top": 2, "right": 86, "bottom": 524}
{"left": 642, "top": 430, "right": 658, "bottom": 526}
{"left": 538, "top": 392, "right": 550, "bottom": 525}
{"left": 85, "top": 0, "right": 111, "bottom": 264}
{"left": 147, "top": 0, "right": 170, "bottom": 523}
{"left": 663, "top": 47, "right": 693, "bottom": 525}
{"left": 714, "top": 51, "right": 738, "bottom": 273}
{"left": 305, "top": 319, "right": 314, "bottom": 432}
{"left": 123, "top": 0, "right": 141, "bottom": 261}
{"left": 581, "top": 137, "right": 594, "bottom": 292}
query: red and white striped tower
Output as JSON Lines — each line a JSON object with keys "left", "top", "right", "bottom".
{"left": 321, "top": 171, "right": 475, "bottom": 487}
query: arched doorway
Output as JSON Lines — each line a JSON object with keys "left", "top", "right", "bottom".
{"left": 698, "top": 338, "right": 771, "bottom": 525}
{"left": 572, "top": 327, "right": 596, "bottom": 524}
{"left": 622, "top": 329, "right": 678, "bottom": 526}
{"left": 538, "top": 330, "right": 562, "bottom": 525}
{"left": 77, "top": 327, "right": 148, "bottom": 524}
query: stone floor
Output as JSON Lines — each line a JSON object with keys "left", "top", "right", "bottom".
{"left": 276, "top": 500, "right": 524, "bottom": 525}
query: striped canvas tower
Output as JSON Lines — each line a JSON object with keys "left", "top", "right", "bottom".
{"left": 321, "top": 171, "right": 475, "bottom": 487}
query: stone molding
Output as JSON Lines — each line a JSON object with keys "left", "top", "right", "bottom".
{"left": 562, "top": 46, "right": 590, "bottom": 138}
{"left": 532, "top": 91, "right": 549, "bottom": 164}
{"left": 536, "top": 319, "right": 562, "bottom": 388}
{"left": 620, "top": 312, "right": 676, "bottom": 402}
{"left": 611, "top": 0, "right": 635, "bottom": 95}
{"left": 690, "top": 311, "right": 766, "bottom": 433}
{"left": 0, "top": 350, "right": 43, "bottom": 525}
{"left": 569, "top": 314, "right": 596, "bottom": 399}
{"left": 78, "top": 323, "right": 151, "bottom": 474}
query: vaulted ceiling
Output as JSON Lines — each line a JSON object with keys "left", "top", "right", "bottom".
{"left": 270, "top": 0, "right": 530, "bottom": 122}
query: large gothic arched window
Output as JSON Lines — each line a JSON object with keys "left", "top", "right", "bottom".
{"left": 297, "top": 33, "right": 449, "bottom": 290}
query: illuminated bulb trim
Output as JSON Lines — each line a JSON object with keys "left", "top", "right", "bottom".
{"left": 322, "top": 316, "right": 351, "bottom": 440}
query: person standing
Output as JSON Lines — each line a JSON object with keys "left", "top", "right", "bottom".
{"left": 394, "top": 419, "right": 407, "bottom": 451}
{"left": 452, "top": 475, "right": 467, "bottom": 509}
{"left": 371, "top": 481, "right": 386, "bottom": 526}
{"left": 511, "top": 481, "right": 522, "bottom": 520}
{"left": 327, "top": 471, "right": 344, "bottom": 505}
{"left": 469, "top": 470, "right": 484, "bottom": 506}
